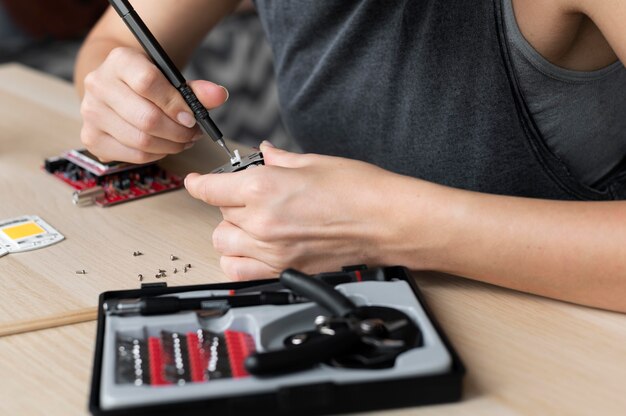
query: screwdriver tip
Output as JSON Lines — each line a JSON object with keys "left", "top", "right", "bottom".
{"left": 217, "top": 139, "right": 233, "bottom": 158}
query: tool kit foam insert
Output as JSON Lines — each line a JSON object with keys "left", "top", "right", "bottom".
{"left": 90, "top": 266, "right": 465, "bottom": 415}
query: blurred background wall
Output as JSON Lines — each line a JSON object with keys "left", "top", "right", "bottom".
{"left": 0, "top": 0, "right": 295, "bottom": 150}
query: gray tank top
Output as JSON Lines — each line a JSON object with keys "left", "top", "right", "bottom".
{"left": 253, "top": 0, "right": 626, "bottom": 200}
{"left": 503, "top": 0, "right": 626, "bottom": 186}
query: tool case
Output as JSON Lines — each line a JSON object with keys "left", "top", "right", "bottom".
{"left": 89, "top": 265, "right": 465, "bottom": 415}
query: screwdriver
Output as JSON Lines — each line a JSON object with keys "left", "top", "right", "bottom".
{"left": 104, "top": 292, "right": 307, "bottom": 316}
{"left": 108, "top": 0, "right": 235, "bottom": 160}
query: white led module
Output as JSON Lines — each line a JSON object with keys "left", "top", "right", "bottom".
{"left": 230, "top": 149, "right": 242, "bottom": 166}
{"left": 0, "top": 215, "right": 64, "bottom": 253}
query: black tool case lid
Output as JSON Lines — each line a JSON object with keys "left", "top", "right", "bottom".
{"left": 89, "top": 266, "right": 465, "bottom": 415}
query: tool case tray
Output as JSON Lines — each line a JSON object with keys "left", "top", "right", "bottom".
{"left": 89, "top": 266, "right": 465, "bottom": 415}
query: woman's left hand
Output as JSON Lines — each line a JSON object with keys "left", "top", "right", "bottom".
{"left": 184, "top": 141, "right": 408, "bottom": 280}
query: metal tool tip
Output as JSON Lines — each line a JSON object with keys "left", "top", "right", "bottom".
{"left": 217, "top": 139, "right": 234, "bottom": 158}
{"left": 230, "top": 149, "right": 242, "bottom": 166}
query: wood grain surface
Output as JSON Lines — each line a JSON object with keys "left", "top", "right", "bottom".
{"left": 1, "top": 273, "right": 625, "bottom": 415}
{"left": 0, "top": 64, "right": 238, "bottom": 335}
{"left": 1, "top": 64, "right": 625, "bottom": 415}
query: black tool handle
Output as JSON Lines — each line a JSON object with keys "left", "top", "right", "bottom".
{"left": 141, "top": 292, "right": 298, "bottom": 315}
{"left": 244, "top": 328, "right": 360, "bottom": 375}
{"left": 109, "top": 0, "right": 226, "bottom": 146}
{"left": 109, "top": 0, "right": 186, "bottom": 88}
{"left": 313, "top": 273, "right": 353, "bottom": 286}
{"left": 280, "top": 269, "right": 356, "bottom": 317}
{"left": 142, "top": 297, "right": 183, "bottom": 315}
{"left": 314, "top": 270, "right": 386, "bottom": 285}
{"left": 178, "top": 84, "right": 223, "bottom": 142}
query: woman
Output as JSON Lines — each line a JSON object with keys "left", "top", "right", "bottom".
{"left": 75, "top": 0, "right": 626, "bottom": 312}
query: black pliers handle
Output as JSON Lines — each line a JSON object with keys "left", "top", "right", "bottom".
{"left": 245, "top": 269, "right": 420, "bottom": 375}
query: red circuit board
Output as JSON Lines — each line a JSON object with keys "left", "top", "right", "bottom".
{"left": 51, "top": 170, "right": 97, "bottom": 191}
{"left": 44, "top": 155, "right": 183, "bottom": 207}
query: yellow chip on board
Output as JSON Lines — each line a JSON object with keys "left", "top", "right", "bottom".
{"left": 2, "top": 222, "right": 46, "bottom": 240}
{"left": 0, "top": 215, "right": 64, "bottom": 253}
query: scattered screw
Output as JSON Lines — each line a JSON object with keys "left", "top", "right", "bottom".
{"left": 170, "top": 255, "right": 178, "bottom": 261}
{"left": 138, "top": 274, "right": 143, "bottom": 282}
{"left": 173, "top": 268, "right": 178, "bottom": 274}
{"left": 158, "top": 269, "right": 166, "bottom": 273}
{"left": 133, "top": 251, "right": 143, "bottom": 256}
{"left": 185, "top": 264, "right": 191, "bottom": 269}
{"left": 155, "top": 274, "right": 161, "bottom": 279}
{"left": 184, "top": 266, "right": 188, "bottom": 273}
{"left": 76, "top": 270, "right": 86, "bottom": 275}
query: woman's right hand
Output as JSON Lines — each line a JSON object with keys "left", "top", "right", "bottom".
{"left": 79, "top": 46, "right": 229, "bottom": 163}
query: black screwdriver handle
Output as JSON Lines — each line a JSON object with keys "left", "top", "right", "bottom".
{"left": 244, "top": 327, "right": 360, "bottom": 376}
{"left": 280, "top": 269, "right": 356, "bottom": 317}
{"left": 109, "top": 0, "right": 224, "bottom": 143}
{"left": 140, "top": 292, "right": 298, "bottom": 315}
{"left": 142, "top": 297, "right": 183, "bottom": 315}
{"left": 178, "top": 84, "right": 223, "bottom": 142}
{"left": 110, "top": 0, "right": 186, "bottom": 87}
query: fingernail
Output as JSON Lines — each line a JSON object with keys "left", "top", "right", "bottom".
{"left": 192, "top": 131, "right": 203, "bottom": 142}
{"left": 221, "top": 86, "right": 229, "bottom": 102}
{"left": 177, "top": 112, "right": 196, "bottom": 128}
{"left": 261, "top": 140, "right": 275, "bottom": 148}
{"left": 184, "top": 142, "right": 195, "bottom": 150}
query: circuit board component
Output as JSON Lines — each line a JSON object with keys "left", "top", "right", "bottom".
{"left": 44, "top": 149, "right": 183, "bottom": 207}
{"left": 0, "top": 215, "right": 64, "bottom": 253}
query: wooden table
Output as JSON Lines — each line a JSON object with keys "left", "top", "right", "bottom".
{"left": 0, "top": 64, "right": 234, "bottom": 336}
{"left": 1, "top": 64, "right": 625, "bottom": 415}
